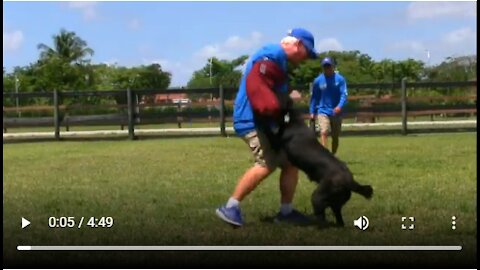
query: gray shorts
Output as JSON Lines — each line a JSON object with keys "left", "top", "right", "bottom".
{"left": 242, "top": 130, "right": 288, "bottom": 170}
{"left": 317, "top": 114, "right": 342, "bottom": 138}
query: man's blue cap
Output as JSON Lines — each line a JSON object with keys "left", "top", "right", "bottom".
{"left": 321, "top": 57, "right": 335, "bottom": 66}
{"left": 288, "top": 28, "right": 317, "bottom": 59}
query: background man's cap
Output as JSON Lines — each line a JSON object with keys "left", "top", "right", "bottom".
{"left": 288, "top": 28, "right": 317, "bottom": 59}
{"left": 321, "top": 57, "right": 335, "bottom": 66}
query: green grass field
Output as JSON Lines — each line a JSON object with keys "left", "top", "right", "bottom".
{"left": 3, "top": 133, "right": 477, "bottom": 267}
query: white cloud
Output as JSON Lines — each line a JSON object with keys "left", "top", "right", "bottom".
{"left": 385, "top": 26, "right": 476, "bottom": 64}
{"left": 143, "top": 58, "right": 175, "bottom": 69}
{"left": 441, "top": 27, "right": 476, "bottom": 45}
{"left": 101, "top": 59, "right": 118, "bottom": 67}
{"left": 387, "top": 40, "right": 426, "bottom": 54}
{"left": 407, "top": 2, "right": 476, "bottom": 20}
{"left": 224, "top": 31, "right": 262, "bottom": 50}
{"left": 196, "top": 44, "right": 230, "bottom": 59}
{"left": 3, "top": 30, "right": 24, "bottom": 53}
{"left": 128, "top": 18, "right": 141, "bottom": 31}
{"left": 195, "top": 31, "right": 263, "bottom": 60}
{"left": 189, "top": 32, "right": 264, "bottom": 86}
{"left": 315, "top": 38, "right": 343, "bottom": 52}
{"left": 384, "top": 40, "right": 428, "bottom": 61}
{"left": 147, "top": 32, "right": 342, "bottom": 87}
{"left": 433, "top": 27, "right": 477, "bottom": 62}
{"left": 68, "top": 1, "right": 98, "bottom": 21}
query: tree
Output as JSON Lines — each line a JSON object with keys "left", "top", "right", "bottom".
{"left": 426, "top": 55, "right": 477, "bottom": 82}
{"left": 3, "top": 69, "right": 15, "bottom": 106}
{"left": 291, "top": 50, "right": 377, "bottom": 93}
{"left": 187, "top": 56, "right": 248, "bottom": 88}
{"left": 134, "top": 64, "right": 171, "bottom": 90}
{"left": 289, "top": 59, "right": 322, "bottom": 89}
{"left": 396, "top": 59, "right": 425, "bottom": 82}
{"left": 37, "top": 28, "right": 94, "bottom": 64}
{"left": 31, "top": 29, "right": 95, "bottom": 93}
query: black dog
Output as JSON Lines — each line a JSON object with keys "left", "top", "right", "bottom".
{"left": 259, "top": 96, "right": 373, "bottom": 226}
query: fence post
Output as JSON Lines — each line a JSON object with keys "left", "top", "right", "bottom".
{"left": 430, "top": 98, "right": 434, "bottom": 121}
{"left": 135, "top": 93, "right": 140, "bottom": 121}
{"left": 401, "top": 78, "right": 408, "bottom": 135}
{"left": 177, "top": 102, "right": 182, "bottom": 128}
{"left": 219, "top": 85, "right": 226, "bottom": 137}
{"left": 53, "top": 89, "right": 60, "bottom": 140}
{"left": 127, "top": 88, "right": 136, "bottom": 140}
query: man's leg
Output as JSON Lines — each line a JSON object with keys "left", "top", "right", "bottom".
{"left": 279, "top": 163, "right": 299, "bottom": 204}
{"left": 216, "top": 131, "right": 273, "bottom": 226}
{"left": 231, "top": 165, "right": 272, "bottom": 201}
{"left": 274, "top": 159, "right": 309, "bottom": 224}
{"left": 330, "top": 116, "right": 342, "bottom": 155}
{"left": 318, "top": 114, "right": 330, "bottom": 151}
{"left": 320, "top": 132, "right": 328, "bottom": 148}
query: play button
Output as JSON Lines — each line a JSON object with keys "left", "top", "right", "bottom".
{"left": 21, "top": 217, "right": 31, "bottom": 229}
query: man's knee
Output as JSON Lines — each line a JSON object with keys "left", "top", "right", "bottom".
{"left": 280, "top": 164, "right": 299, "bottom": 185}
{"left": 317, "top": 115, "right": 330, "bottom": 135}
{"left": 320, "top": 132, "right": 329, "bottom": 141}
{"left": 251, "top": 163, "right": 275, "bottom": 178}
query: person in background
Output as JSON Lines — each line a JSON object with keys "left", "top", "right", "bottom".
{"left": 309, "top": 57, "right": 348, "bottom": 155}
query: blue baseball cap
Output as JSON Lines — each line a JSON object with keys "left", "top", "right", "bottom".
{"left": 321, "top": 57, "right": 335, "bottom": 66}
{"left": 288, "top": 28, "right": 317, "bottom": 59}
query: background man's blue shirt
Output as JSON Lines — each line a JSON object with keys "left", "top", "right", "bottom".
{"left": 233, "top": 44, "right": 289, "bottom": 136}
{"left": 310, "top": 72, "right": 348, "bottom": 116}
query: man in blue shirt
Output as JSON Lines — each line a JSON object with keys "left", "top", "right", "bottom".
{"left": 216, "top": 28, "right": 317, "bottom": 227}
{"left": 310, "top": 57, "right": 348, "bottom": 155}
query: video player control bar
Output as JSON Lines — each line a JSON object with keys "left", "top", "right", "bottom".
{"left": 17, "top": 245, "right": 462, "bottom": 251}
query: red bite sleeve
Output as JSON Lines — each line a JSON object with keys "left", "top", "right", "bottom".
{"left": 246, "top": 60, "right": 286, "bottom": 119}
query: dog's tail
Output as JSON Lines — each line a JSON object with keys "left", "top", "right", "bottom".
{"left": 349, "top": 181, "right": 373, "bottom": 199}
{"left": 355, "top": 185, "right": 373, "bottom": 199}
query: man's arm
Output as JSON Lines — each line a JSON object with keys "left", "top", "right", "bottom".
{"left": 245, "top": 59, "right": 286, "bottom": 120}
{"left": 245, "top": 59, "right": 287, "bottom": 150}
{"left": 334, "top": 76, "right": 348, "bottom": 114}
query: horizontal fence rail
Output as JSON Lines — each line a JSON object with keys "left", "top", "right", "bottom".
{"left": 3, "top": 80, "right": 477, "bottom": 140}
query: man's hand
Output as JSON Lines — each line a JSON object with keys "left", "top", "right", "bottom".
{"left": 277, "top": 92, "right": 293, "bottom": 111}
{"left": 310, "top": 113, "right": 315, "bottom": 120}
{"left": 333, "top": 107, "right": 341, "bottom": 115}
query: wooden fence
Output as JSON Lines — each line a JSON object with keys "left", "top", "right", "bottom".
{"left": 3, "top": 80, "right": 477, "bottom": 139}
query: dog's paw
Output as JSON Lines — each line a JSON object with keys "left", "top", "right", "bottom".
{"left": 335, "top": 222, "right": 345, "bottom": 228}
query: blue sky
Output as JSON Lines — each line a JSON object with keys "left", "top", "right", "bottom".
{"left": 3, "top": 1, "right": 477, "bottom": 87}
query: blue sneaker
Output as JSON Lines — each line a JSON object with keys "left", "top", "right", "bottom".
{"left": 216, "top": 206, "right": 244, "bottom": 226}
{"left": 274, "top": 209, "right": 310, "bottom": 225}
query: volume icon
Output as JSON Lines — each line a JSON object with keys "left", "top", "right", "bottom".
{"left": 354, "top": 216, "right": 369, "bottom": 230}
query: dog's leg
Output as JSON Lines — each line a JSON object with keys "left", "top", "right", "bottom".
{"left": 331, "top": 205, "right": 345, "bottom": 227}
{"left": 329, "top": 189, "right": 351, "bottom": 227}
{"left": 311, "top": 186, "right": 328, "bottom": 225}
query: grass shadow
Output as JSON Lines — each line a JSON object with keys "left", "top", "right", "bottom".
{"left": 258, "top": 214, "right": 340, "bottom": 229}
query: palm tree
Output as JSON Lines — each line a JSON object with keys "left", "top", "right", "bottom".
{"left": 398, "top": 59, "right": 424, "bottom": 82}
{"left": 37, "top": 29, "right": 94, "bottom": 64}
